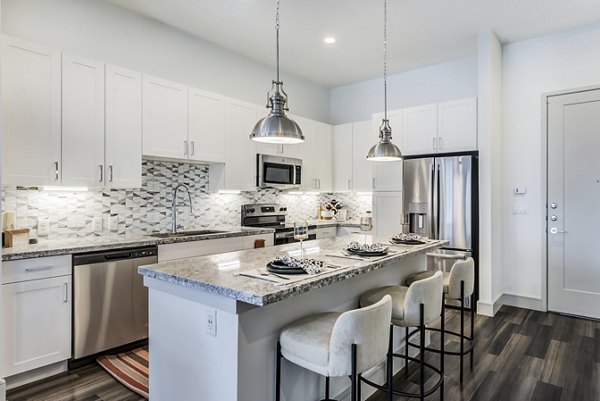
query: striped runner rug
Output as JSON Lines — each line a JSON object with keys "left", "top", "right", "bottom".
{"left": 97, "top": 346, "right": 149, "bottom": 399}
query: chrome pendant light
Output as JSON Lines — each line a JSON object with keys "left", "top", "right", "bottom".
{"left": 250, "top": 0, "right": 304, "bottom": 144}
{"left": 367, "top": 0, "right": 402, "bottom": 161}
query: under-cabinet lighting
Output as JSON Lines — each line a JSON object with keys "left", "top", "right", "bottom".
{"left": 304, "top": 192, "right": 320, "bottom": 195}
{"left": 42, "top": 186, "right": 88, "bottom": 192}
{"left": 218, "top": 190, "right": 241, "bottom": 195}
{"left": 356, "top": 192, "right": 373, "bottom": 196}
{"left": 287, "top": 191, "right": 304, "bottom": 195}
{"left": 218, "top": 260, "right": 241, "bottom": 271}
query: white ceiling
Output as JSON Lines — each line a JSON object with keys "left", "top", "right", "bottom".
{"left": 105, "top": 0, "right": 600, "bottom": 87}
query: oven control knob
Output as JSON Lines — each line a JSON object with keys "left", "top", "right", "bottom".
{"left": 284, "top": 207, "right": 287, "bottom": 211}
{"left": 248, "top": 208, "right": 255, "bottom": 213}
{"left": 279, "top": 207, "right": 285, "bottom": 212}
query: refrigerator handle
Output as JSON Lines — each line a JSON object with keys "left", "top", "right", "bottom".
{"left": 433, "top": 161, "right": 442, "bottom": 240}
{"left": 430, "top": 161, "right": 437, "bottom": 239}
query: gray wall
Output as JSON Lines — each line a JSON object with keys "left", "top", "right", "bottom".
{"left": 329, "top": 56, "right": 478, "bottom": 125}
{"left": 1, "top": 0, "right": 331, "bottom": 123}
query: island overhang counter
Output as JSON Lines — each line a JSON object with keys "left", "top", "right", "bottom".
{"left": 139, "top": 235, "right": 447, "bottom": 401}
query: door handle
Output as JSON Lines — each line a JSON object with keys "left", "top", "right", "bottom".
{"left": 550, "top": 227, "right": 568, "bottom": 234}
{"left": 98, "top": 165, "right": 104, "bottom": 183}
{"left": 54, "top": 161, "right": 60, "bottom": 181}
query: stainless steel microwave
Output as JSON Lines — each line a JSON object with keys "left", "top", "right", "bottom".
{"left": 257, "top": 154, "right": 302, "bottom": 188}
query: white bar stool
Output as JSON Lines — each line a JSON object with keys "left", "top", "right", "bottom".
{"left": 406, "top": 257, "right": 475, "bottom": 383}
{"left": 359, "top": 271, "right": 444, "bottom": 401}
{"left": 276, "top": 295, "right": 392, "bottom": 401}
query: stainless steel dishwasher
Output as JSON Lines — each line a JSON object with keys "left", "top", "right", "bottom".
{"left": 72, "top": 246, "right": 157, "bottom": 360}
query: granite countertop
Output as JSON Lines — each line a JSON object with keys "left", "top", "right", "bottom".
{"left": 1, "top": 226, "right": 275, "bottom": 261}
{"left": 139, "top": 235, "right": 447, "bottom": 307}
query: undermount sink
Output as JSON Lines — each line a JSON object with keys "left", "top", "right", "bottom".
{"left": 150, "top": 230, "right": 226, "bottom": 238}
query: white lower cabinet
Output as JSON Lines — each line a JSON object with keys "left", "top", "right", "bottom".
{"left": 315, "top": 227, "right": 336, "bottom": 239}
{"left": 2, "top": 256, "right": 72, "bottom": 377}
{"left": 158, "top": 235, "right": 274, "bottom": 262}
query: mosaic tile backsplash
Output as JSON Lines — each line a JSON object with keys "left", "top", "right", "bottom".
{"left": 2, "top": 160, "right": 373, "bottom": 240}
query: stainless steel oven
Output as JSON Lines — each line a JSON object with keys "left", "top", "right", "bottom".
{"left": 257, "top": 154, "right": 302, "bottom": 188}
{"left": 72, "top": 246, "right": 157, "bottom": 360}
{"left": 274, "top": 228, "right": 317, "bottom": 245}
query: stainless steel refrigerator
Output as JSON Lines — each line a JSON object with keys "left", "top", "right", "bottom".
{"left": 403, "top": 153, "right": 479, "bottom": 306}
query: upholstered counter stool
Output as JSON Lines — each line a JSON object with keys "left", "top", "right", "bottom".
{"left": 276, "top": 295, "right": 392, "bottom": 401}
{"left": 405, "top": 257, "right": 475, "bottom": 383}
{"left": 359, "top": 271, "right": 444, "bottom": 401}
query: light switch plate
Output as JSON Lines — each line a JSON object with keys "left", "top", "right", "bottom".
{"left": 38, "top": 218, "right": 50, "bottom": 236}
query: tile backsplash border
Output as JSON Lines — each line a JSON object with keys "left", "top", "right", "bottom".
{"left": 2, "top": 160, "right": 372, "bottom": 240}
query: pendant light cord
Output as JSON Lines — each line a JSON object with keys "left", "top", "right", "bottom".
{"left": 276, "top": 0, "right": 280, "bottom": 83}
{"left": 383, "top": 0, "right": 388, "bottom": 121}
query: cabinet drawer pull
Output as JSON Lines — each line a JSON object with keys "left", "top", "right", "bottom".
{"left": 64, "top": 282, "right": 69, "bottom": 303}
{"left": 25, "top": 266, "right": 53, "bottom": 273}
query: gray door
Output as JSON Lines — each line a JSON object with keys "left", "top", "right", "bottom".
{"left": 547, "top": 89, "right": 600, "bottom": 319}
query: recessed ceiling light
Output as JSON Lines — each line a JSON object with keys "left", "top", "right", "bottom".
{"left": 323, "top": 37, "right": 336, "bottom": 45}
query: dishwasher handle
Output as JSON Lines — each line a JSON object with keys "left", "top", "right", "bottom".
{"left": 104, "top": 252, "right": 133, "bottom": 261}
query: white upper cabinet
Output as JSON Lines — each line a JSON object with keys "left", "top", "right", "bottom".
{"left": 351, "top": 120, "right": 375, "bottom": 192}
{"left": 213, "top": 98, "right": 257, "bottom": 191}
{"left": 403, "top": 98, "right": 478, "bottom": 156}
{"left": 62, "top": 54, "right": 105, "bottom": 187}
{"left": 372, "top": 110, "right": 404, "bottom": 192}
{"left": 403, "top": 104, "right": 438, "bottom": 156}
{"left": 1, "top": 36, "right": 61, "bottom": 186}
{"left": 188, "top": 88, "right": 226, "bottom": 163}
{"left": 142, "top": 75, "right": 188, "bottom": 160}
{"left": 436, "top": 97, "right": 477, "bottom": 153}
{"left": 333, "top": 123, "right": 353, "bottom": 192}
{"left": 312, "top": 121, "right": 333, "bottom": 192}
{"left": 105, "top": 65, "right": 142, "bottom": 188}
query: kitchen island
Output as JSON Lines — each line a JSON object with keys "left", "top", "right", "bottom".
{"left": 139, "top": 235, "right": 446, "bottom": 401}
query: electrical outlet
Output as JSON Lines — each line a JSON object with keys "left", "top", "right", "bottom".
{"left": 38, "top": 218, "right": 50, "bottom": 236}
{"left": 93, "top": 217, "right": 103, "bottom": 233}
{"left": 206, "top": 309, "right": 217, "bottom": 337}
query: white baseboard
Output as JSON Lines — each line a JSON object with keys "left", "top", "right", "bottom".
{"left": 501, "top": 293, "right": 544, "bottom": 311}
{"left": 5, "top": 361, "right": 68, "bottom": 390}
{"left": 0, "top": 378, "right": 6, "bottom": 401}
{"left": 478, "top": 293, "right": 544, "bottom": 317}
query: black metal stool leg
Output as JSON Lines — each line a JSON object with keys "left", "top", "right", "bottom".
{"left": 276, "top": 341, "right": 282, "bottom": 401}
{"left": 460, "top": 281, "right": 465, "bottom": 384}
{"left": 470, "top": 293, "right": 475, "bottom": 370}
{"left": 420, "top": 303, "right": 425, "bottom": 401}
{"left": 441, "top": 293, "right": 445, "bottom": 401}
{"left": 405, "top": 326, "right": 409, "bottom": 378}
{"left": 325, "top": 376, "right": 330, "bottom": 400}
{"left": 387, "top": 324, "right": 393, "bottom": 401}
{"left": 351, "top": 344, "right": 358, "bottom": 401}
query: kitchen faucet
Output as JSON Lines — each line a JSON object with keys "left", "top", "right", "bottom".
{"left": 172, "top": 184, "right": 194, "bottom": 233}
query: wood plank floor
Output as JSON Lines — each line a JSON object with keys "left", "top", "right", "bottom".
{"left": 6, "top": 363, "right": 145, "bottom": 401}
{"left": 7, "top": 305, "right": 600, "bottom": 401}
{"left": 367, "top": 305, "right": 600, "bottom": 401}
